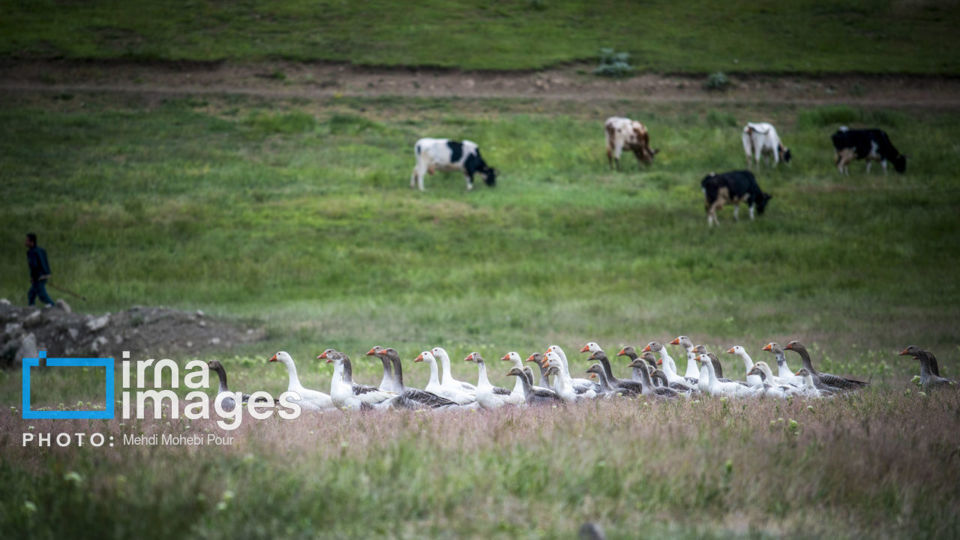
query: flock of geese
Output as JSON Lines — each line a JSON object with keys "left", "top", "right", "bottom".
{"left": 207, "top": 340, "right": 953, "bottom": 412}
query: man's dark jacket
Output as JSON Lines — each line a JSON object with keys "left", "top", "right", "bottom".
{"left": 27, "top": 246, "right": 51, "bottom": 283}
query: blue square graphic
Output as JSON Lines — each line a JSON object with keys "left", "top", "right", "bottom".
{"left": 22, "top": 351, "right": 115, "bottom": 419}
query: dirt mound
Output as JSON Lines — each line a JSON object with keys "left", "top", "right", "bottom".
{"left": 0, "top": 299, "right": 264, "bottom": 368}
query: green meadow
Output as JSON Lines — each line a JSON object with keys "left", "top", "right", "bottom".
{"left": 2, "top": 91, "right": 959, "bottom": 537}
{"left": 2, "top": 0, "right": 960, "bottom": 73}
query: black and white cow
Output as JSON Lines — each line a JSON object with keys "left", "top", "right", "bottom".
{"left": 830, "top": 127, "right": 906, "bottom": 174}
{"left": 701, "top": 170, "right": 772, "bottom": 227}
{"left": 410, "top": 138, "right": 497, "bottom": 191}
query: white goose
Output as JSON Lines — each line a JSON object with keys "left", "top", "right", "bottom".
{"left": 415, "top": 350, "right": 475, "bottom": 405}
{"left": 431, "top": 347, "right": 478, "bottom": 395}
{"left": 499, "top": 352, "right": 529, "bottom": 406}
{"left": 669, "top": 336, "right": 701, "bottom": 380}
{"left": 545, "top": 345, "right": 597, "bottom": 394}
{"left": 465, "top": 352, "right": 512, "bottom": 409}
{"left": 320, "top": 350, "right": 397, "bottom": 409}
{"left": 653, "top": 348, "right": 695, "bottom": 390}
{"left": 726, "top": 346, "right": 763, "bottom": 386}
{"left": 761, "top": 343, "right": 805, "bottom": 385}
{"left": 268, "top": 351, "right": 334, "bottom": 411}
{"left": 695, "top": 354, "right": 753, "bottom": 397}
{"left": 366, "top": 345, "right": 400, "bottom": 392}
{"left": 750, "top": 360, "right": 802, "bottom": 388}
{"left": 542, "top": 353, "right": 581, "bottom": 403}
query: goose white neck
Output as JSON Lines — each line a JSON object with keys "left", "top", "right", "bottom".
{"left": 330, "top": 361, "right": 349, "bottom": 394}
{"left": 280, "top": 356, "right": 303, "bottom": 391}
{"left": 435, "top": 349, "right": 455, "bottom": 385}
{"left": 476, "top": 361, "right": 493, "bottom": 389}
{"left": 426, "top": 357, "right": 441, "bottom": 387}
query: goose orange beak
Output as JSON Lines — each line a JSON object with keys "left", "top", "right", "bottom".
{"left": 464, "top": 353, "right": 474, "bottom": 362}
{"left": 762, "top": 344, "right": 773, "bottom": 351}
{"left": 414, "top": 353, "right": 424, "bottom": 363}
{"left": 526, "top": 354, "right": 537, "bottom": 363}
{"left": 642, "top": 344, "right": 652, "bottom": 353}
{"left": 268, "top": 354, "right": 278, "bottom": 362}
{"left": 616, "top": 348, "right": 627, "bottom": 356}
{"left": 898, "top": 348, "right": 909, "bottom": 356}
{"left": 784, "top": 343, "right": 794, "bottom": 351}
{"left": 726, "top": 347, "right": 735, "bottom": 354}
{"left": 795, "top": 369, "right": 802, "bottom": 375}
{"left": 500, "top": 354, "right": 510, "bottom": 361}
{"left": 317, "top": 351, "right": 328, "bottom": 360}
{"left": 656, "top": 359, "right": 662, "bottom": 366}
{"left": 669, "top": 338, "right": 680, "bottom": 345}
{"left": 365, "top": 347, "right": 378, "bottom": 356}
{"left": 589, "top": 373, "right": 597, "bottom": 379}
{"left": 579, "top": 345, "right": 590, "bottom": 353}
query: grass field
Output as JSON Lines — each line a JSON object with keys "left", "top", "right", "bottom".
{"left": 3, "top": 0, "right": 960, "bottom": 73}
{"left": 2, "top": 89, "right": 960, "bottom": 537}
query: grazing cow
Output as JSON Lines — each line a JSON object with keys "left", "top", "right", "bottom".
{"left": 604, "top": 116, "right": 659, "bottom": 170}
{"left": 830, "top": 127, "right": 906, "bottom": 174}
{"left": 410, "top": 138, "right": 497, "bottom": 191}
{"left": 741, "top": 122, "right": 791, "bottom": 167}
{"left": 701, "top": 170, "right": 772, "bottom": 227}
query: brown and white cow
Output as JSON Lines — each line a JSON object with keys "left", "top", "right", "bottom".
{"left": 604, "top": 117, "right": 658, "bottom": 170}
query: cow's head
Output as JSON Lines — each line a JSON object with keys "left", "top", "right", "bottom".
{"left": 893, "top": 154, "right": 907, "bottom": 173}
{"left": 779, "top": 145, "right": 792, "bottom": 164}
{"left": 756, "top": 192, "right": 773, "bottom": 215}
{"left": 481, "top": 167, "right": 497, "bottom": 187}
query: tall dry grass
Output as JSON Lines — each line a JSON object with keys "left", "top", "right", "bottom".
{"left": 3, "top": 387, "right": 959, "bottom": 538}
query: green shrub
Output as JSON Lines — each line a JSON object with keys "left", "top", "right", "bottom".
{"left": 704, "top": 72, "right": 731, "bottom": 91}
{"left": 594, "top": 48, "right": 632, "bottom": 77}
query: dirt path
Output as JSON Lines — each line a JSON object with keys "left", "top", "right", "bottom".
{"left": 2, "top": 60, "right": 960, "bottom": 107}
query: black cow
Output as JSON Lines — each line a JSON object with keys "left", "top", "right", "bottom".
{"left": 831, "top": 127, "right": 906, "bottom": 174}
{"left": 701, "top": 170, "right": 772, "bottom": 227}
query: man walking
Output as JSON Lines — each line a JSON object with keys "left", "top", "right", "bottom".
{"left": 25, "top": 233, "right": 55, "bottom": 307}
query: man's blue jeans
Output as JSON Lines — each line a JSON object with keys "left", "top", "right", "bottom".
{"left": 28, "top": 280, "right": 54, "bottom": 306}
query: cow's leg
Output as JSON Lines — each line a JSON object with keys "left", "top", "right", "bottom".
{"left": 464, "top": 172, "right": 474, "bottom": 191}
{"left": 416, "top": 163, "right": 431, "bottom": 191}
{"left": 749, "top": 204, "right": 756, "bottom": 220}
{"left": 708, "top": 201, "right": 723, "bottom": 227}
{"left": 606, "top": 147, "right": 614, "bottom": 170}
{"left": 866, "top": 160, "right": 872, "bottom": 173}
{"left": 733, "top": 204, "right": 740, "bottom": 222}
{"left": 882, "top": 160, "right": 888, "bottom": 175}
{"left": 613, "top": 142, "right": 624, "bottom": 171}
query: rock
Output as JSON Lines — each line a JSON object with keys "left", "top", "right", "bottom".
{"left": 91, "top": 336, "right": 108, "bottom": 352}
{"left": 55, "top": 299, "right": 72, "bottom": 313}
{"left": 114, "top": 335, "right": 123, "bottom": 345}
{"left": 68, "top": 328, "right": 79, "bottom": 340}
{"left": 86, "top": 314, "right": 110, "bottom": 331}
{"left": 209, "top": 337, "right": 221, "bottom": 345}
{"left": 196, "top": 310, "right": 205, "bottom": 318}
{"left": 15, "top": 333, "right": 38, "bottom": 367}
{"left": 0, "top": 298, "right": 10, "bottom": 306}
{"left": 4, "top": 323, "right": 23, "bottom": 337}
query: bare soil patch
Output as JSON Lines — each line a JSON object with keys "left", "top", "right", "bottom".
{"left": 2, "top": 60, "right": 959, "bottom": 107}
{"left": 0, "top": 299, "right": 264, "bottom": 368}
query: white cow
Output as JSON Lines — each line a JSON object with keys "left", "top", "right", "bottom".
{"left": 604, "top": 116, "right": 658, "bottom": 170}
{"left": 741, "top": 122, "right": 791, "bottom": 167}
{"left": 410, "top": 138, "right": 496, "bottom": 191}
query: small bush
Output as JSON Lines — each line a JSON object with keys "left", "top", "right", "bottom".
{"left": 704, "top": 72, "right": 731, "bottom": 91}
{"left": 594, "top": 48, "right": 632, "bottom": 77}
